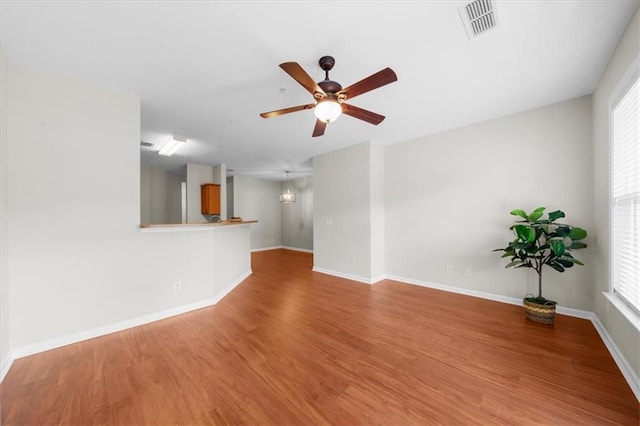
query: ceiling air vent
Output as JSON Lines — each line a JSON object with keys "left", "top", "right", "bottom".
{"left": 140, "top": 141, "right": 153, "bottom": 148}
{"left": 459, "top": 0, "right": 499, "bottom": 39}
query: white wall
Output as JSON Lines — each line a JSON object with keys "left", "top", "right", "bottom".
{"left": 3, "top": 61, "right": 251, "bottom": 362}
{"left": 232, "top": 175, "right": 282, "bottom": 250}
{"left": 370, "top": 143, "right": 385, "bottom": 280}
{"left": 226, "top": 176, "right": 234, "bottom": 218}
{"left": 592, "top": 8, "right": 640, "bottom": 379}
{"left": 140, "top": 165, "right": 183, "bottom": 224}
{"left": 165, "top": 170, "right": 183, "bottom": 224}
{"left": 281, "top": 176, "right": 313, "bottom": 251}
{"left": 1, "top": 49, "right": 11, "bottom": 374}
{"left": 186, "top": 163, "right": 214, "bottom": 223}
{"left": 385, "top": 96, "right": 594, "bottom": 310}
{"left": 313, "top": 141, "right": 376, "bottom": 282}
{"left": 213, "top": 164, "right": 227, "bottom": 221}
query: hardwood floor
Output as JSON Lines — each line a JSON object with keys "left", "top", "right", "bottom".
{"left": 2, "top": 249, "right": 638, "bottom": 425}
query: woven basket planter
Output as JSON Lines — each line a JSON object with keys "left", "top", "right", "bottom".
{"left": 523, "top": 297, "right": 557, "bottom": 324}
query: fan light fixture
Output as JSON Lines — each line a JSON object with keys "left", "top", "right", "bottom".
{"left": 314, "top": 99, "right": 342, "bottom": 123}
{"left": 158, "top": 136, "right": 187, "bottom": 156}
{"left": 280, "top": 171, "right": 296, "bottom": 203}
{"left": 260, "top": 56, "right": 397, "bottom": 137}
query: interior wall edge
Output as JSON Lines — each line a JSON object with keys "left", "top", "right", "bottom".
{"left": 1, "top": 351, "right": 13, "bottom": 383}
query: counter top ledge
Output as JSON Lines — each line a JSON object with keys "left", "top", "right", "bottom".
{"left": 140, "top": 220, "right": 257, "bottom": 232}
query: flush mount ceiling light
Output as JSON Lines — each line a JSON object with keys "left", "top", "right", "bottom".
{"left": 314, "top": 98, "right": 342, "bottom": 123}
{"left": 158, "top": 136, "right": 187, "bottom": 156}
{"left": 280, "top": 171, "right": 296, "bottom": 204}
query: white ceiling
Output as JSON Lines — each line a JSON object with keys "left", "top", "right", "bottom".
{"left": 1, "top": 1, "right": 638, "bottom": 180}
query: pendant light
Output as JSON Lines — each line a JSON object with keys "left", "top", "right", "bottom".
{"left": 280, "top": 171, "right": 296, "bottom": 203}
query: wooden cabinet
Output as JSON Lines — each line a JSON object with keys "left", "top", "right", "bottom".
{"left": 201, "top": 183, "right": 221, "bottom": 215}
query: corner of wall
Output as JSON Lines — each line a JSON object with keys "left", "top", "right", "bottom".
{"left": 0, "top": 48, "right": 12, "bottom": 381}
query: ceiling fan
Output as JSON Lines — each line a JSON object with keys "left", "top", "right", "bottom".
{"left": 260, "top": 56, "right": 397, "bottom": 137}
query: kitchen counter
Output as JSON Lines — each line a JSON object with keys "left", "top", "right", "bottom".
{"left": 140, "top": 220, "right": 258, "bottom": 231}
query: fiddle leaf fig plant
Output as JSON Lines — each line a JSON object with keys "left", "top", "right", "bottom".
{"left": 494, "top": 207, "right": 587, "bottom": 305}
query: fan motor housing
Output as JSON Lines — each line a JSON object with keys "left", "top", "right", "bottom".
{"left": 318, "top": 79, "right": 342, "bottom": 95}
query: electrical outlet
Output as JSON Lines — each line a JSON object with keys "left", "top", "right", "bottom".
{"left": 350, "top": 257, "right": 357, "bottom": 266}
{"left": 465, "top": 267, "right": 472, "bottom": 276}
{"left": 326, "top": 218, "right": 333, "bottom": 226}
{"left": 174, "top": 281, "right": 182, "bottom": 292}
{"left": 446, "top": 265, "right": 453, "bottom": 274}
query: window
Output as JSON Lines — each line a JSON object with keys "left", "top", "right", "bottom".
{"left": 611, "top": 59, "right": 640, "bottom": 314}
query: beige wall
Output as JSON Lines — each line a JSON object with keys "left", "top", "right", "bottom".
{"left": 281, "top": 176, "right": 313, "bottom": 251}
{"left": 385, "top": 96, "right": 594, "bottom": 309}
{"left": 1, "top": 49, "right": 11, "bottom": 375}
{"left": 2, "top": 60, "right": 251, "bottom": 365}
{"left": 186, "top": 163, "right": 214, "bottom": 223}
{"left": 232, "top": 175, "right": 282, "bottom": 250}
{"left": 314, "top": 141, "right": 383, "bottom": 282}
{"left": 140, "top": 165, "right": 183, "bottom": 224}
{"left": 592, "top": 7, "right": 640, "bottom": 380}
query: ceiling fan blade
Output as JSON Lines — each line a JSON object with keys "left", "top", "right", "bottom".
{"left": 260, "top": 103, "right": 315, "bottom": 119}
{"left": 280, "top": 62, "right": 327, "bottom": 98}
{"left": 312, "top": 119, "right": 327, "bottom": 137}
{"left": 342, "top": 104, "right": 385, "bottom": 125}
{"left": 338, "top": 68, "right": 397, "bottom": 101}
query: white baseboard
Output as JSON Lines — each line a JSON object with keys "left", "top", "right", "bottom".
{"left": 251, "top": 245, "right": 283, "bottom": 252}
{"left": 591, "top": 314, "right": 640, "bottom": 402}
{"left": 384, "top": 274, "right": 592, "bottom": 319}
{"left": 556, "top": 305, "right": 593, "bottom": 319}
{"left": 212, "top": 270, "right": 252, "bottom": 304}
{"left": 10, "top": 269, "right": 252, "bottom": 363}
{"left": 312, "top": 266, "right": 383, "bottom": 285}
{"left": 251, "top": 245, "right": 314, "bottom": 254}
{"left": 385, "top": 273, "right": 637, "bottom": 402}
{"left": 1, "top": 351, "right": 13, "bottom": 382}
{"left": 282, "top": 246, "right": 314, "bottom": 254}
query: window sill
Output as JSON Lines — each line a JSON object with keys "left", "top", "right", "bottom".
{"left": 603, "top": 292, "right": 640, "bottom": 333}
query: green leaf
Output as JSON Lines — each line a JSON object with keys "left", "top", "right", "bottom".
{"left": 569, "top": 227, "right": 587, "bottom": 240}
{"left": 513, "top": 243, "right": 536, "bottom": 253}
{"left": 547, "top": 210, "right": 565, "bottom": 223}
{"left": 505, "top": 260, "right": 523, "bottom": 268}
{"left": 557, "top": 255, "right": 585, "bottom": 266}
{"left": 555, "top": 226, "right": 570, "bottom": 237}
{"left": 514, "top": 225, "right": 535, "bottom": 243}
{"left": 548, "top": 262, "right": 566, "bottom": 273}
{"left": 510, "top": 209, "right": 528, "bottom": 220}
{"left": 557, "top": 259, "right": 574, "bottom": 268}
{"left": 551, "top": 240, "right": 565, "bottom": 256}
{"left": 528, "top": 207, "right": 546, "bottom": 222}
{"left": 569, "top": 242, "right": 587, "bottom": 250}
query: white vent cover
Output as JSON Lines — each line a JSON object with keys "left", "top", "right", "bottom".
{"left": 459, "top": 0, "right": 499, "bottom": 39}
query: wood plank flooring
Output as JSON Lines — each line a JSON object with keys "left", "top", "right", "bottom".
{"left": 2, "top": 249, "right": 638, "bottom": 425}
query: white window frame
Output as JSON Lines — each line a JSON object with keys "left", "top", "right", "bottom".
{"left": 608, "top": 54, "right": 640, "bottom": 332}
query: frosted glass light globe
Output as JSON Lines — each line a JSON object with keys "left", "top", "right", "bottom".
{"left": 314, "top": 99, "right": 342, "bottom": 123}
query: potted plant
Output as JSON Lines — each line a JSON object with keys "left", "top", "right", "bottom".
{"left": 494, "top": 207, "right": 587, "bottom": 324}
